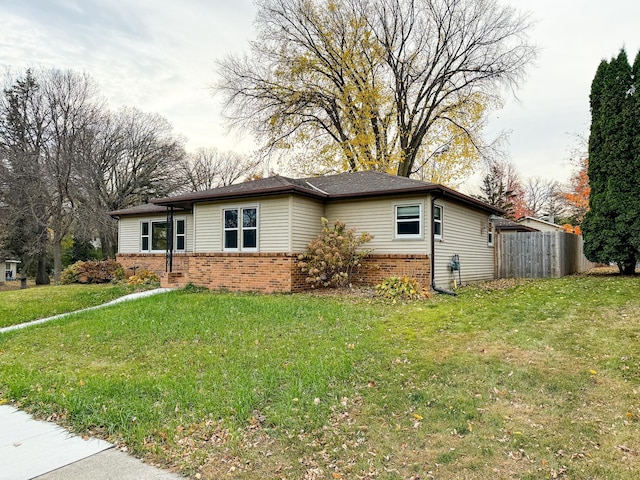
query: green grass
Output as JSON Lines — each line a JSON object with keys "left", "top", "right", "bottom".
{"left": 0, "top": 283, "right": 145, "bottom": 328}
{"left": 1, "top": 275, "right": 640, "bottom": 479}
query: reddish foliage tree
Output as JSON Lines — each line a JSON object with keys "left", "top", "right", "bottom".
{"left": 563, "top": 157, "right": 590, "bottom": 224}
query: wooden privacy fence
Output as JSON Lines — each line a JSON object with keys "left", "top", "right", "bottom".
{"left": 496, "top": 231, "right": 596, "bottom": 279}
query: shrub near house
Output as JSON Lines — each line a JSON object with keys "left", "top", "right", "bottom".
{"left": 60, "top": 260, "right": 124, "bottom": 284}
{"left": 298, "top": 218, "right": 373, "bottom": 288}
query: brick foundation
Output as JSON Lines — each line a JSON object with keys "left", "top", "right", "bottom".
{"left": 355, "top": 254, "right": 430, "bottom": 289}
{"left": 116, "top": 252, "right": 430, "bottom": 293}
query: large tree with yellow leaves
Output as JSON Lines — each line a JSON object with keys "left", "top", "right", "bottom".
{"left": 216, "top": 0, "right": 535, "bottom": 182}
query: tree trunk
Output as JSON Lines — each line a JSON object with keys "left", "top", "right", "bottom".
{"left": 53, "top": 239, "right": 62, "bottom": 284}
{"left": 35, "top": 256, "right": 50, "bottom": 285}
{"left": 618, "top": 259, "right": 636, "bottom": 275}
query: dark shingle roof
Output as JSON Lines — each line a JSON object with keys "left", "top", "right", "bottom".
{"left": 303, "top": 171, "right": 433, "bottom": 196}
{"left": 107, "top": 203, "right": 190, "bottom": 217}
{"left": 109, "top": 171, "right": 503, "bottom": 217}
{"left": 491, "top": 217, "right": 538, "bottom": 232}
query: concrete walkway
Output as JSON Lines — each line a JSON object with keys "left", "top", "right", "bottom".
{"left": 0, "top": 405, "right": 182, "bottom": 479}
{"left": 1, "top": 288, "right": 182, "bottom": 479}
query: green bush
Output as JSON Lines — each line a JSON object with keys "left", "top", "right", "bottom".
{"left": 298, "top": 217, "right": 373, "bottom": 288}
{"left": 60, "top": 260, "right": 124, "bottom": 284}
{"left": 375, "top": 276, "right": 427, "bottom": 301}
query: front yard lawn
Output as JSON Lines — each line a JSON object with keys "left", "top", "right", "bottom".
{"left": 0, "top": 283, "right": 146, "bottom": 328}
{"left": 1, "top": 274, "right": 640, "bottom": 479}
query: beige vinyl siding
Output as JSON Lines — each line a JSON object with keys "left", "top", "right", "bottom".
{"left": 184, "top": 216, "right": 194, "bottom": 252}
{"left": 117, "top": 214, "right": 194, "bottom": 253}
{"left": 432, "top": 198, "right": 494, "bottom": 289}
{"left": 291, "top": 197, "right": 325, "bottom": 252}
{"left": 118, "top": 216, "right": 144, "bottom": 253}
{"left": 325, "top": 196, "right": 429, "bottom": 255}
{"left": 194, "top": 196, "right": 291, "bottom": 253}
{"left": 193, "top": 202, "right": 221, "bottom": 252}
{"left": 258, "top": 196, "right": 290, "bottom": 252}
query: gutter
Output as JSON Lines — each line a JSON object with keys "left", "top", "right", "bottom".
{"left": 430, "top": 193, "right": 457, "bottom": 296}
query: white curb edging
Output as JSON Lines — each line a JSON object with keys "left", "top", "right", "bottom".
{"left": 0, "top": 288, "right": 173, "bottom": 334}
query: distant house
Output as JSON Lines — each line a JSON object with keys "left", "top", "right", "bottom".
{"left": 491, "top": 217, "right": 539, "bottom": 234}
{"left": 109, "top": 171, "right": 503, "bottom": 292}
{"left": 518, "top": 216, "right": 562, "bottom": 232}
{"left": 4, "top": 259, "right": 20, "bottom": 281}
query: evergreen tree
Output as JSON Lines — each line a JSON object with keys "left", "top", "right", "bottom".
{"left": 582, "top": 49, "right": 640, "bottom": 274}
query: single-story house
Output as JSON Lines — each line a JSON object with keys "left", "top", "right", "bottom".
{"left": 491, "top": 216, "right": 539, "bottom": 234}
{"left": 518, "top": 216, "right": 562, "bottom": 232}
{"left": 109, "top": 171, "right": 503, "bottom": 293}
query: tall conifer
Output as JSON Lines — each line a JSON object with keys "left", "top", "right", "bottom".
{"left": 583, "top": 49, "right": 640, "bottom": 274}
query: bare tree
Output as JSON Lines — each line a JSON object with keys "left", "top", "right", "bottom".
{"left": 175, "top": 148, "right": 261, "bottom": 192}
{"left": 75, "top": 107, "right": 186, "bottom": 258}
{"left": 523, "top": 177, "right": 562, "bottom": 218}
{"left": 41, "top": 69, "right": 102, "bottom": 283}
{"left": 1, "top": 68, "right": 187, "bottom": 280}
{"left": 217, "top": 0, "right": 535, "bottom": 178}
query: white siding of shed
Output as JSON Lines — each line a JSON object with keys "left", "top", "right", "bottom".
{"left": 291, "top": 197, "right": 324, "bottom": 252}
{"left": 325, "top": 196, "right": 429, "bottom": 255}
{"left": 432, "top": 198, "right": 494, "bottom": 289}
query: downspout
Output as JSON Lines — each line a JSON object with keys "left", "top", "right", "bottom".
{"left": 166, "top": 206, "right": 174, "bottom": 273}
{"left": 430, "top": 194, "right": 457, "bottom": 296}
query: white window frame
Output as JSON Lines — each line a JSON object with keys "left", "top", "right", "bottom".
{"left": 223, "top": 206, "right": 259, "bottom": 252}
{"left": 140, "top": 218, "right": 186, "bottom": 253}
{"left": 150, "top": 220, "right": 169, "bottom": 252}
{"left": 433, "top": 204, "right": 443, "bottom": 241}
{"left": 175, "top": 218, "right": 186, "bottom": 252}
{"left": 141, "top": 221, "right": 150, "bottom": 252}
{"left": 395, "top": 203, "right": 423, "bottom": 239}
{"left": 487, "top": 223, "right": 494, "bottom": 246}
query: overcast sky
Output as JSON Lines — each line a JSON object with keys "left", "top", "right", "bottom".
{"left": 1, "top": 0, "right": 639, "bottom": 192}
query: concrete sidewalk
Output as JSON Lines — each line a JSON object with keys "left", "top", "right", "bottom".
{"left": 0, "top": 405, "right": 182, "bottom": 480}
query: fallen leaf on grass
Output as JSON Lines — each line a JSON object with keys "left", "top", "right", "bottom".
{"left": 617, "top": 445, "right": 635, "bottom": 454}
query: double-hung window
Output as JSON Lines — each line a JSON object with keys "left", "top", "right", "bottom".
{"left": 395, "top": 204, "right": 422, "bottom": 238}
{"left": 433, "top": 205, "right": 443, "bottom": 240}
{"left": 176, "top": 219, "right": 186, "bottom": 251}
{"left": 224, "top": 207, "right": 258, "bottom": 251}
{"left": 141, "top": 222, "right": 150, "bottom": 251}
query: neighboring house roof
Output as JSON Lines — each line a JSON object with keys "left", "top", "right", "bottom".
{"left": 491, "top": 217, "right": 539, "bottom": 232}
{"left": 109, "top": 171, "right": 503, "bottom": 217}
{"left": 517, "top": 216, "right": 562, "bottom": 231}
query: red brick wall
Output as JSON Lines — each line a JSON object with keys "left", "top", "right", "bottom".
{"left": 116, "top": 252, "right": 430, "bottom": 292}
{"left": 355, "top": 254, "right": 430, "bottom": 289}
{"left": 116, "top": 253, "right": 166, "bottom": 277}
{"left": 117, "top": 253, "right": 303, "bottom": 293}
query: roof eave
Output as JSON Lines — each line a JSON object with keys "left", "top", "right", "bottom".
{"left": 151, "top": 185, "right": 326, "bottom": 208}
